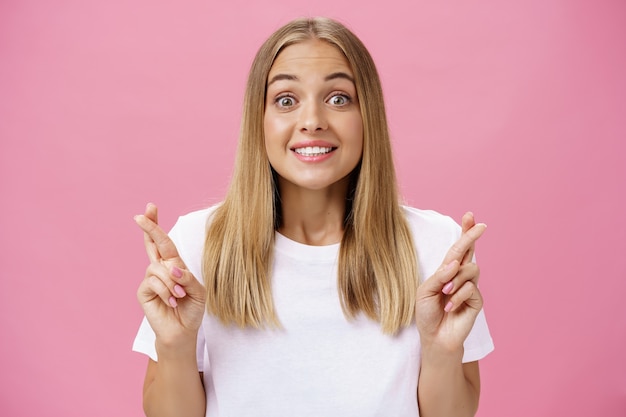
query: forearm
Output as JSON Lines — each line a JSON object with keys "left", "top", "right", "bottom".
{"left": 143, "top": 340, "right": 206, "bottom": 417}
{"left": 417, "top": 347, "right": 480, "bottom": 417}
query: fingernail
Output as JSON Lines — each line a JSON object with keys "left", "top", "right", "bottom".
{"left": 444, "top": 301, "right": 453, "bottom": 312}
{"left": 169, "top": 296, "right": 178, "bottom": 308}
{"left": 442, "top": 282, "right": 454, "bottom": 295}
{"left": 174, "top": 284, "right": 186, "bottom": 297}
{"left": 171, "top": 266, "right": 183, "bottom": 278}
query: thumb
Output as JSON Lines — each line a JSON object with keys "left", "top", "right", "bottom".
{"left": 170, "top": 266, "right": 206, "bottom": 299}
{"left": 420, "top": 260, "right": 460, "bottom": 294}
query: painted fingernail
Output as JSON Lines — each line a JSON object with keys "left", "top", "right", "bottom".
{"left": 169, "top": 296, "right": 178, "bottom": 308}
{"left": 174, "top": 284, "right": 186, "bottom": 297}
{"left": 444, "top": 301, "right": 453, "bottom": 312}
{"left": 442, "top": 282, "right": 454, "bottom": 295}
{"left": 171, "top": 266, "right": 183, "bottom": 278}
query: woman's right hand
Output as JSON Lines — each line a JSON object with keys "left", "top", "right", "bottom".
{"left": 134, "top": 203, "right": 206, "bottom": 348}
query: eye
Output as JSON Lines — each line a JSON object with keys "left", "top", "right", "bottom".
{"left": 275, "top": 95, "right": 296, "bottom": 108}
{"left": 327, "top": 93, "right": 351, "bottom": 107}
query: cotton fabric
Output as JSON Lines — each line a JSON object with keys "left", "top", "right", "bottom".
{"left": 133, "top": 205, "right": 494, "bottom": 416}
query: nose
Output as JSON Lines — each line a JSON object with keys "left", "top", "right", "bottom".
{"left": 298, "top": 100, "right": 328, "bottom": 133}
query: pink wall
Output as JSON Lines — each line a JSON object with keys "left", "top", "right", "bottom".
{"left": 1, "top": 0, "right": 624, "bottom": 415}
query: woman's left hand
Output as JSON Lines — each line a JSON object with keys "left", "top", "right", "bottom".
{"left": 415, "top": 212, "right": 487, "bottom": 352}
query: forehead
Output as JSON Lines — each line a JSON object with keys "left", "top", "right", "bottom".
{"left": 268, "top": 40, "right": 353, "bottom": 77}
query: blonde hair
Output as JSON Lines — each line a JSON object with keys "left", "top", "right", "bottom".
{"left": 203, "top": 17, "right": 418, "bottom": 334}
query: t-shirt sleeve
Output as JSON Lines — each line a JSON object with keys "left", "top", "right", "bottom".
{"left": 132, "top": 317, "right": 206, "bottom": 371}
{"left": 461, "top": 307, "right": 494, "bottom": 362}
{"left": 404, "top": 207, "right": 494, "bottom": 363}
{"left": 453, "top": 222, "right": 495, "bottom": 363}
{"left": 131, "top": 214, "right": 207, "bottom": 372}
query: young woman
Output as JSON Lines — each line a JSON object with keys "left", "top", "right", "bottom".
{"left": 133, "top": 17, "right": 493, "bottom": 417}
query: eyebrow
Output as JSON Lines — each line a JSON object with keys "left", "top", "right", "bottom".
{"left": 324, "top": 72, "right": 355, "bottom": 83}
{"left": 267, "top": 71, "right": 355, "bottom": 86}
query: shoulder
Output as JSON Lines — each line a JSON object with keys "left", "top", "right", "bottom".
{"left": 166, "top": 204, "right": 222, "bottom": 278}
{"left": 167, "top": 204, "right": 221, "bottom": 253}
{"left": 170, "top": 204, "right": 220, "bottom": 236}
{"left": 401, "top": 205, "right": 460, "bottom": 240}
{"left": 401, "top": 206, "right": 461, "bottom": 275}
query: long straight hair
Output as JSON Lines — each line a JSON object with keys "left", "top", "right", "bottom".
{"left": 203, "top": 17, "right": 418, "bottom": 334}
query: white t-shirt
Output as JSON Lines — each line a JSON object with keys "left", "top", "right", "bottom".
{"left": 133, "top": 206, "right": 494, "bottom": 417}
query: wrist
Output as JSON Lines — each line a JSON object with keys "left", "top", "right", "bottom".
{"left": 155, "top": 333, "right": 198, "bottom": 361}
{"left": 420, "top": 341, "right": 464, "bottom": 366}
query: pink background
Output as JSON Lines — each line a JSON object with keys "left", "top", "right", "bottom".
{"left": 1, "top": 0, "right": 624, "bottom": 415}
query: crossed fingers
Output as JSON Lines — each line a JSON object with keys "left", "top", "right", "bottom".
{"left": 134, "top": 203, "right": 183, "bottom": 265}
{"left": 432, "top": 213, "right": 486, "bottom": 313}
{"left": 441, "top": 217, "right": 486, "bottom": 268}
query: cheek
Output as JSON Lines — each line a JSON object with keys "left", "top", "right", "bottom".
{"left": 263, "top": 112, "right": 273, "bottom": 142}
{"left": 263, "top": 115, "right": 280, "bottom": 158}
{"left": 263, "top": 115, "right": 294, "bottom": 168}
{"left": 348, "top": 114, "right": 364, "bottom": 151}
{"left": 264, "top": 113, "right": 290, "bottom": 146}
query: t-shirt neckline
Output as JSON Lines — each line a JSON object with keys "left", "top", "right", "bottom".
{"left": 274, "top": 232, "right": 340, "bottom": 262}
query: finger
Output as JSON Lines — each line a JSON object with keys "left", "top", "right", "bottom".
{"left": 170, "top": 265, "right": 206, "bottom": 298}
{"left": 145, "top": 263, "right": 188, "bottom": 299}
{"left": 141, "top": 204, "right": 160, "bottom": 263}
{"left": 441, "top": 263, "right": 480, "bottom": 296}
{"left": 444, "top": 281, "right": 483, "bottom": 313}
{"left": 441, "top": 223, "right": 486, "bottom": 266}
{"left": 145, "top": 202, "right": 158, "bottom": 224}
{"left": 461, "top": 212, "right": 476, "bottom": 265}
{"left": 138, "top": 274, "right": 178, "bottom": 308}
{"left": 461, "top": 212, "right": 475, "bottom": 234}
{"left": 461, "top": 247, "right": 474, "bottom": 266}
{"left": 134, "top": 213, "right": 182, "bottom": 263}
{"left": 421, "top": 260, "right": 461, "bottom": 295}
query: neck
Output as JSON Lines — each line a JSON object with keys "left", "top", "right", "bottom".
{"left": 277, "top": 178, "right": 349, "bottom": 246}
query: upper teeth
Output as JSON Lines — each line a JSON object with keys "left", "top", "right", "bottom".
{"left": 294, "top": 146, "right": 333, "bottom": 156}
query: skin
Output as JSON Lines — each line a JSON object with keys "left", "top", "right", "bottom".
{"left": 416, "top": 212, "right": 486, "bottom": 417}
{"left": 135, "top": 40, "right": 487, "bottom": 417}
{"left": 135, "top": 204, "right": 206, "bottom": 417}
{"left": 264, "top": 40, "right": 363, "bottom": 245}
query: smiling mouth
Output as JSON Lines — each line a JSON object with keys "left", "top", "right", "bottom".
{"left": 293, "top": 146, "right": 336, "bottom": 157}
